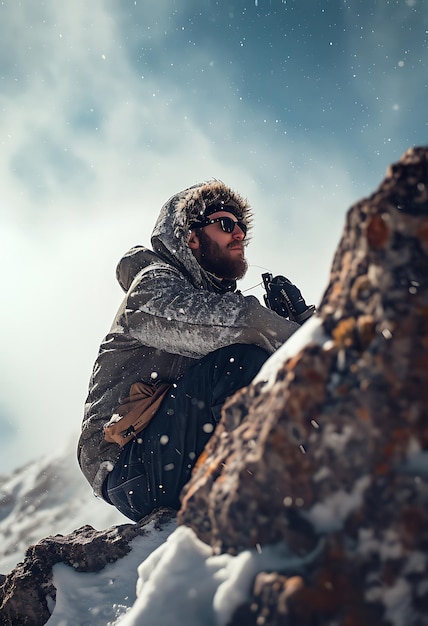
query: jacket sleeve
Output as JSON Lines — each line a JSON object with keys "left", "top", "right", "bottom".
{"left": 122, "top": 265, "right": 300, "bottom": 359}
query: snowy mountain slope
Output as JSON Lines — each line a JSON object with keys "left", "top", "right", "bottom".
{"left": 0, "top": 436, "right": 125, "bottom": 575}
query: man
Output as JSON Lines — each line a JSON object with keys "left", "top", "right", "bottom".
{"left": 78, "top": 180, "right": 310, "bottom": 522}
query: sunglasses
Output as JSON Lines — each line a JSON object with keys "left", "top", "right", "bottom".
{"left": 191, "top": 216, "right": 247, "bottom": 237}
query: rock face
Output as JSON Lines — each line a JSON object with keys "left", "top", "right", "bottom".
{"left": 178, "top": 147, "right": 428, "bottom": 625}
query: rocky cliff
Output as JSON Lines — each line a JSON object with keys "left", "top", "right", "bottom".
{"left": 1, "top": 146, "right": 427, "bottom": 626}
{"left": 179, "top": 145, "right": 428, "bottom": 625}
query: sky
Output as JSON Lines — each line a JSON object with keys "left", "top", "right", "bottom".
{"left": 0, "top": 0, "right": 427, "bottom": 476}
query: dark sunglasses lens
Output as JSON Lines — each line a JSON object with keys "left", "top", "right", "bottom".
{"left": 220, "top": 217, "right": 235, "bottom": 233}
{"left": 220, "top": 217, "right": 247, "bottom": 235}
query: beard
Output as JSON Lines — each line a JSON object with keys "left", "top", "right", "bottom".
{"left": 197, "top": 230, "right": 248, "bottom": 280}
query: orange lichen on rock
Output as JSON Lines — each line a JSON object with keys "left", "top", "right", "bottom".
{"left": 366, "top": 213, "right": 391, "bottom": 249}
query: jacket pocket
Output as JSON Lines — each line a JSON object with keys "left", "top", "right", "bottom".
{"left": 104, "top": 381, "right": 171, "bottom": 446}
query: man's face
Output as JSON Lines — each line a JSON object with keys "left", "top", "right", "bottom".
{"left": 188, "top": 210, "right": 248, "bottom": 280}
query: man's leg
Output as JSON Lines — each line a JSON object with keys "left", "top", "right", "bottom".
{"left": 105, "top": 344, "right": 268, "bottom": 521}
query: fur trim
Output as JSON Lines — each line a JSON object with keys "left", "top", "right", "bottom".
{"left": 175, "top": 180, "right": 253, "bottom": 233}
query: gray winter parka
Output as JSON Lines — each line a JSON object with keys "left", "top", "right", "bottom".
{"left": 78, "top": 180, "right": 299, "bottom": 499}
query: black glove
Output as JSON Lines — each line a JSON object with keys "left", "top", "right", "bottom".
{"left": 262, "top": 273, "right": 316, "bottom": 324}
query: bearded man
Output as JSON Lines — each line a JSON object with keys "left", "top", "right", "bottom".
{"left": 78, "top": 180, "right": 310, "bottom": 521}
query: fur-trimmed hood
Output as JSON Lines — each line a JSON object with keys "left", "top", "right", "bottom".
{"left": 116, "top": 181, "right": 252, "bottom": 294}
{"left": 150, "top": 180, "right": 252, "bottom": 289}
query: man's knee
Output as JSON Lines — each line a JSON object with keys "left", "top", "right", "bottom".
{"left": 201, "top": 343, "right": 268, "bottom": 403}
{"left": 210, "top": 343, "right": 269, "bottom": 374}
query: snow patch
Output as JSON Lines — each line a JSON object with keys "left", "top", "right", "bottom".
{"left": 118, "top": 525, "right": 322, "bottom": 626}
{"left": 383, "top": 578, "right": 412, "bottom": 626}
{"left": 304, "top": 475, "right": 371, "bottom": 533}
{"left": 402, "top": 450, "right": 428, "bottom": 477}
{"left": 47, "top": 518, "right": 176, "bottom": 626}
{"left": 255, "top": 316, "right": 329, "bottom": 389}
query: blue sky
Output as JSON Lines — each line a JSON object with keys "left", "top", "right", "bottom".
{"left": 0, "top": 0, "right": 427, "bottom": 475}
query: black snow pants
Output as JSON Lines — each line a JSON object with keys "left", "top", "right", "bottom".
{"left": 104, "top": 343, "right": 269, "bottom": 521}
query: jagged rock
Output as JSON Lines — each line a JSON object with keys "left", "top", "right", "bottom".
{"left": 228, "top": 572, "right": 304, "bottom": 626}
{"left": 0, "top": 508, "right": 176, "bottom": 626}
{"left": 179, "top": 146, "right": 428, "bottom": 625}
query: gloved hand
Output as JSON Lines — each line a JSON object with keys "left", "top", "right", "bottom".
{"left": 262, "top": 273, "right": 316, "bottom": 324}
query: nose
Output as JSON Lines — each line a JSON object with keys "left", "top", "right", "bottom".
{"left": 232, "top": 223, "right": 245, "bottom": 239}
